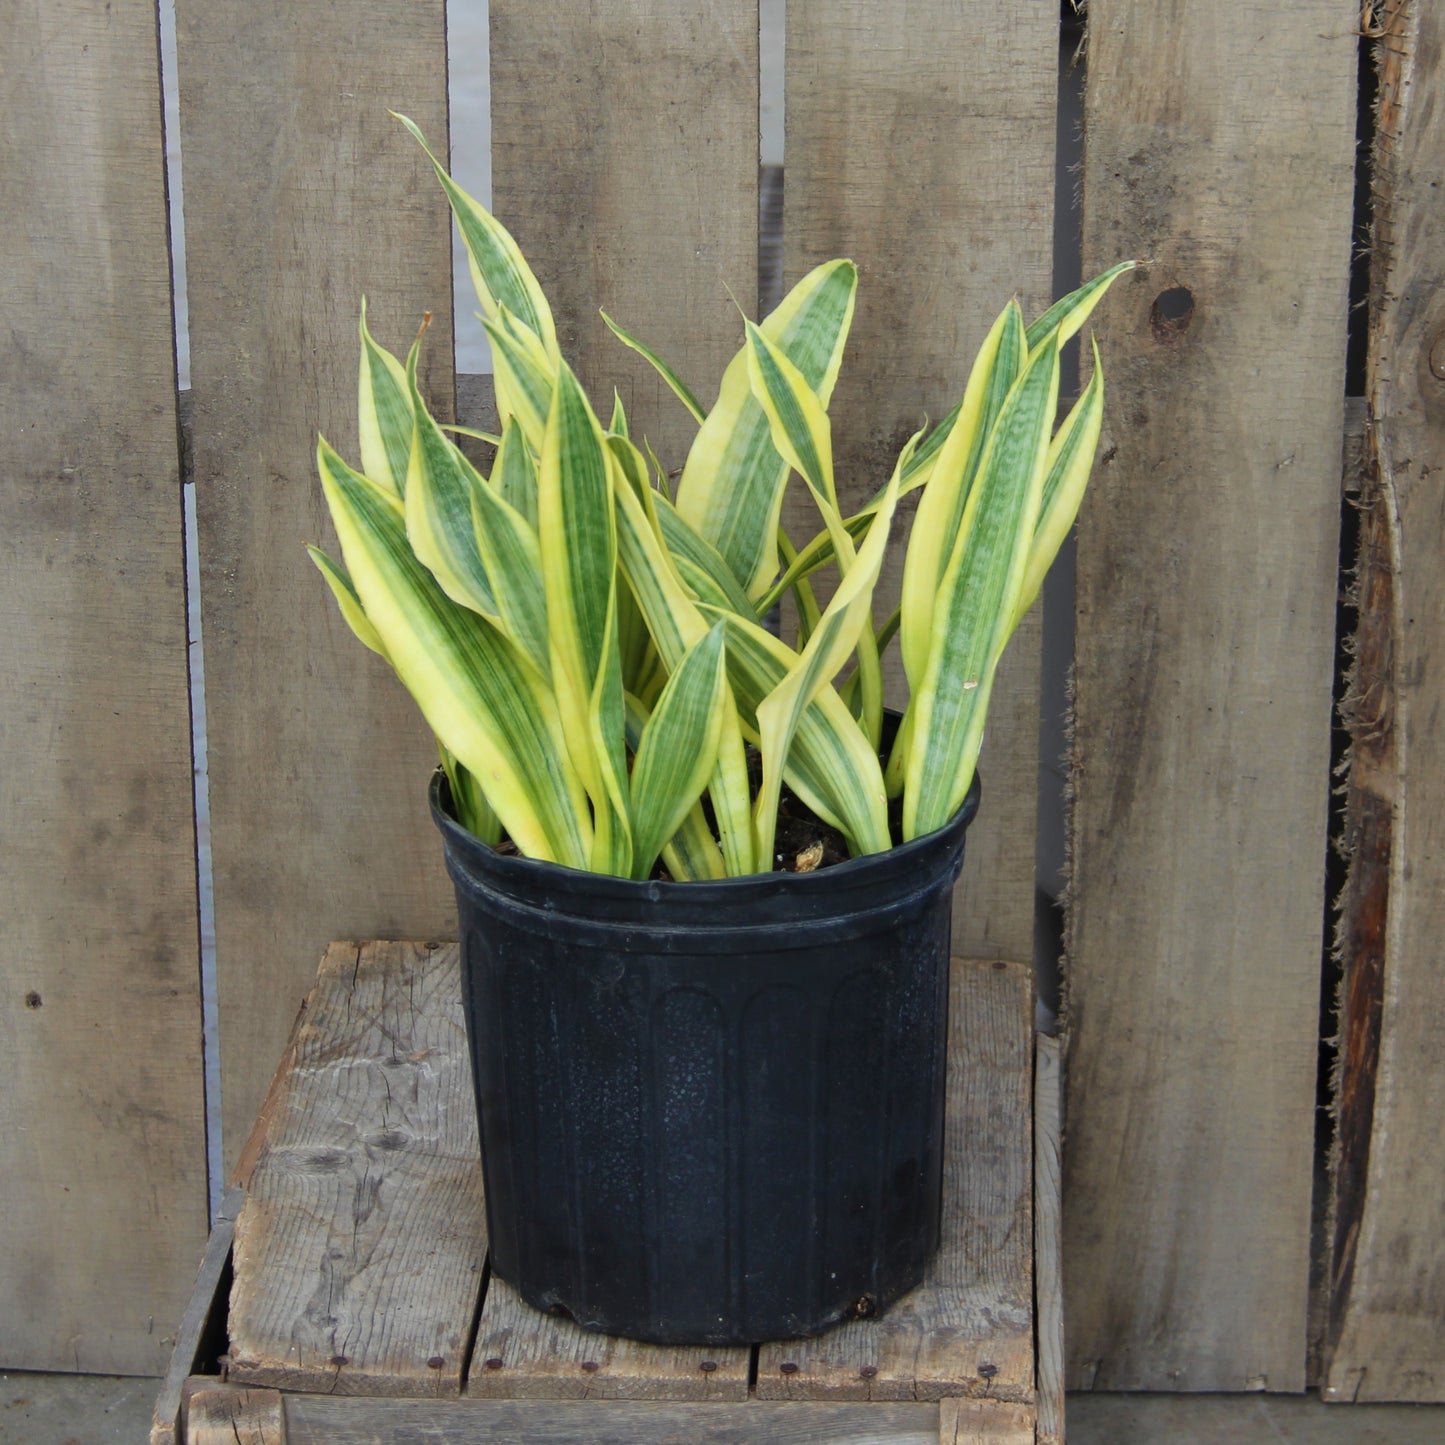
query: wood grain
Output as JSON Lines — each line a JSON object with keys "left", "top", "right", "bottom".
{"left": 468, "top": 1276, "right": 749, "bottom": 1401}
{"left": 1033, "top": 1038, "right": 1064, "bottom": 1444}
{"left": 757, "top": 960, "right": 1035, "bottom": 1401}
{"left": 1322, "top": 0, "right": 1445, "bottom": 1403}
{"left": 784, "top": 1, "right": 1058, "bottom": 960}
{"left": 0, "top": 0, "right": 207, "bottom": 1374}
{"left": 227, "top": 943, "right": 486, "bottom": 1395}
{"left": 1064, "top": 0, "right": 1356, "bottom": 1392}
{"left": 187, "top": 1387, "right": 285, "bottom": 1445}
{"left": 285, "top": 1395, "right": 940, "bottom": 1445}
{"left": 152, "top": 1188, "right": 244, "bottom": 1445}
{"left": 490, "top": 0, "right": 758, "bottom": 474}
{"left": 937, "top": 1398, "right": 1036, "bottom": 1445}
{"left": 172, "top": 0, "right": 457, "bottom": 1169}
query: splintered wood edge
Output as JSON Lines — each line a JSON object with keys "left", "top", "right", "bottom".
{"left": 227, "top": 942, "right": 485, "bottom": 1397}
{"left": 467, "top": 1275, "right": 750, "bottom": 1401}
{"left": 185, "top": 1385, "right": 285, "bottom": 1445}
{"left": 758, "top": 958, "right": 1037, "bottom": 1401}
{"left": 150, "top": 1188, "right": 245, "bottom": 1445}
{"left": 1032, "top": 1038, "right": 1064, "bottom": 1445}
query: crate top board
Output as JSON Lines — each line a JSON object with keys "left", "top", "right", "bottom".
{"left": 153, "top": 942, "right": 1058, "bottom": 1444}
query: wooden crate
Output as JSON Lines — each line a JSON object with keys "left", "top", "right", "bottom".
{"left": 152, "top": 943, "right": 1063, "bottom": 1444}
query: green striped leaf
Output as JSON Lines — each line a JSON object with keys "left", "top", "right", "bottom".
{"left": 904, "top": 331, "right": 1060, "bottom": 839}
{"left": 491, "top": 417, "right": 538, "bottom": 530}
{"left": 1013, "top": 338, "right": 1106, "bottom": 628}
{"left": 629, "top": 623, "right": 728, "bottom": 879}
{"left": 601, "top": 311, "right": 707, "bottom": 425}
{"left": 751, "top": 466, "right": 901, "bottom": 867}
{"left": 900, "top": 300, "right": 1026, "bottom": 691}
{"left": 1024, "top": 259, "right": 1136, "bottom": 352}
{"left": 539, "top": 363, "right": 632, "bottom": 876}
{"left": 484, "top": 308, "right": 556, "bottom": 452}
{"left": 439, "top": 745, "right": 502, "bottom": 846}
{"left": 394, "top": 112, "right": 560, "bottom": 362}
{"left": 675, "top": 259, "right": 857, "bottom": 599}
{"left": 316, "top": 436, "right": 590, "bottom": 867}
{"left": 469, "top": 464, "right": 549, "bottom": 677}
{"left": 307, "top": 543, "right": 388, "bottom": 659}
{"left": 403, "top": 357, "right": 497, "bottom": 619}
{"left": 356, "top": 299, "right": 413, "bottom": 496}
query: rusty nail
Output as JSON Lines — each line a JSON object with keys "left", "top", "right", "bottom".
{"left": 581, "top": 1360, "right": 600, "bottom": 1373}
{"left": 860, "top": 1364, "right": 878, "bottom": 1379}
{"left": 699, "top": 1359, "right": 718, "bottom": 1373}
{"left": 483, "top": 1356, "right": 504, "bottom": 1371}
{"left": 426, "top": 1355, "right": 446, "bottom": 1369}
{"left": 329, "top": 1354, "right": 349, "bottom": 1368}
{"left": 979, "top": 1362, "right": 999, "bottom": 1379}
{"left": 780, "top": 1361, "right": 799, "bottom": 1376}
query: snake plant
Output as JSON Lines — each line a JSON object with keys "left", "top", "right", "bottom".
{"left": 310, "top": 118, "right": 1132, "bottom": 880}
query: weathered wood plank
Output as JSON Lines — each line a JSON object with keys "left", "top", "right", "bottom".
{"left": 490, "top": 0, "right": 757, "bottom": 473}
{"left": 1033, "top": 1037, "right": 1064, "bottom": 1444}
{"left": 187, "top": 1387, "right": 285, "bottom": 1445}
{"left": 152, "top": 1189, "right": 243, "bottom": 1445}
{"left": 227, "top": 943, "right": 486, "bottom": 1396}
{"left": 0, "top": 0, "right": 207, "bottom": 1374}
{"left": 285, "top": 1395, "right": 939, "bottom": 1445}
{"left": 1322, "top": 0, "right": 1445, "bottom": 1404}
{"left": 173, "top": 0, "right": 457, "bottom": 1167}
{"left": 784, "top": 0, "right": 1058, "bottom": 960}
{"left": 1064, "top": 0, "right": 1357, "bottom": 1392}
{"left": 468, "top": 1276, "right": 749, "bottom": 1401}
{"left": 937, "top": 1398, "right": 1036, "bottom": 1445}
{"left": 757, "top": 960, "right": 1035, "bottom": 1401}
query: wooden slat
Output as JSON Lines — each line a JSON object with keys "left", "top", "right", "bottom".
{"left": 173, "top": 0, "right": 457, "bottom": 1168}
{"left": 187, "top": 1387, "right": 285, "bottom": 1445}
{"left": 1032, "top": 1037, "right": 1064, "bottom": 1444}
{"left": 152, "top": 1188, "right": 244, "bottom": 1445}
{"left": 468, "top": 1276, "right": 748, "bottom": 1401}
{"left": 1064, "top": 0, "right": 1356, "bottom": 1392}
{"left": 937, "top": 1399, "right": 1036, "bottom": 1445}
{"left": 227, "top": 943, "right": 486, "bottom": 1395}
{"left": 1322, "top": 0, "right": 1445, "bottom": 1404}
{"left": 490, "top": 0, "right": 758, "bottom": 473}
{"left": 0, "top": 0, "right": 206, "bottom": 1373}
{"left": 285, "top": 1395, "right": 939, "bottom": 1445}
{"left": 784, "top": 1, "right": 1058, "bottom": 960}
{"left": 757, "top": 959, "right": 1035, "bottom": 1401}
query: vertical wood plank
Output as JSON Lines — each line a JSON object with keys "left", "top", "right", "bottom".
{"left": 490, "top": 0, "right": 759, "bottom": 476}
{"left": 1064, "top": 0, "right": 1357, "bottom": 1391}
{"left": 1322, "top": 0, "right": 1445, "bottom": 1404}
{"left": 785, "top": 1, "right": 1058, "bottom": 959}
{"left": 174, "top": 0, "right": 455, "bottom": 1166}
{"left": 0, "top": 0, "right": 206, "bottom": 1372}
{"left": 1033, "top": 1037, "right": 1065, "bottom": 1444}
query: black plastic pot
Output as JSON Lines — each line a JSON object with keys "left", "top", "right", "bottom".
{"left": 430, "top": 767, "right": 981, "bottom": 1346}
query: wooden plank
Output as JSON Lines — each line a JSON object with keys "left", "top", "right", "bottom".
{"left": 784, "top": 0, "right": 1058, "bottom": 961}
{"left": 227, "top": 943, "right": 486, "bottom": 1396}
{"left": 1032, "top": 1038, "right": 1064, "bottom": 1444}
{"left": 1063, "top": 0, "right": 1357, "bottom": 1392}
{"left": 468, "top": 1276, "right": 749, "bottom": 1401}
{"left": 1322, "top": 0, "right": 1445, "bottom": 1404}
{"left": 285, "top": 1395, "right": 939, "bottom": 1445}
{"left": 187, "top": 1387, "right": 285, "bottom": 1445}
{"left": 757, "top": 959, "right": 1035, "bottom": 1401}
{"left": 0, "top": 0, "right": 207, "bottom": 1374}
{"left": 490, "top": 0, "right": 757, "bottom": 472}
{"left": 152, "top": 1188, "right": 244, "bottom": 1445}
{"left": 937, "top": 1399, "right": 1036, "bottom": 1445}
{"left": 172, "top": 0, "right": 457, "bottom": 1168}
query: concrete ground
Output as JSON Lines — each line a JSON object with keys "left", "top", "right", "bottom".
{"left": 5, "top": 1372, "right": 1445, "bottom": 1444}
